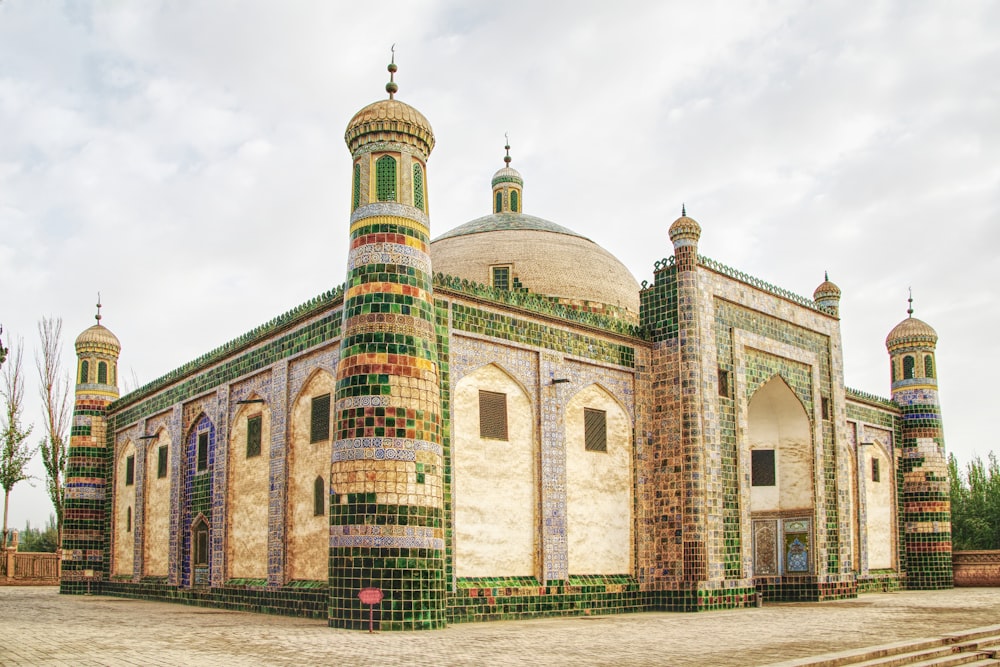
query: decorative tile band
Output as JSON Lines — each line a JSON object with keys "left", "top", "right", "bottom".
{"left": 332, "top": 437, "right": 443, "bottom": 461}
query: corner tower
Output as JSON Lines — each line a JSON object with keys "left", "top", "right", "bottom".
{"left": 885, "top": 294, "right": 952, "bottom": 589}
{"left": 61, "top": 299, "right": 121, "bottom": 592}
{"left": 331, "top": 56, "right": 445, "bottom": 630}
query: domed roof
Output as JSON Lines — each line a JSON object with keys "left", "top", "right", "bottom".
{"left": 886, "top": 316, "right": 937, "bottom": 348}
{"left": 668, "top": 208, "right": 701, "bottom": 244}
{"left": 75, "top": 323, "right": 121, "bottom": 353}
{"left": 431, "top": 213, "right": 640, "bottom": 321}
{"left": 344, "top": 98, "right": 435, "bottom": 154}
{"left": 491, "top": 166, "right": 523, "bottom": 187}
{"left": 813, "top": 273, "right": 841, "bottom": 301}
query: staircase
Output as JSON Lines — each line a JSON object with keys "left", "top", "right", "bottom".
{"left": 769, "top": 625, "right": 1000, "bottom": 667}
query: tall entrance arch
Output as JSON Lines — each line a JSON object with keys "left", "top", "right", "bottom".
{"left": 747, "top": 376, "right": 815, "bottom": 588}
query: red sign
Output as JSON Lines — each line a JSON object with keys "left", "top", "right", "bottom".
{"left": 358, "top": 587, "right": 383, "bottom": 605}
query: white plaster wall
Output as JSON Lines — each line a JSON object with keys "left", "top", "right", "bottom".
{"left": 286, "top": 371, "right": 334, "bottom": 581}
{"left": 748, "top": 377, "right": 813, "bottom": 512}
{"left": 864, "top": 444, "right": 894, "bottom": 569}
{"left": 113, "top": 441, "right": 136, "bottom": 576}
{"left": 226, "top": 401, "right": 271, "bottom": 580}
{"left": 453, "top": 364, "right": 535, "bottom": 578}
{"left": 143, "top": 432, "right": 171, "bottom": 576}
{"left": 565, "top": 384, "right": 632, "bottom": 574}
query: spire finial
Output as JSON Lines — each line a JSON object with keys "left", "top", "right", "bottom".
{"left": 681, "top": 203, "right": 686, "bottom": 217}
{"left": 96, "top": 292, "right": 103, "bottom": 324}
{"left": 907, "top": 287, "right": 914, "bottom": 318}
{"left": 504, "top": 132, "right": 511, "bottom": 166}
{"left": 386, "top": 44, "right": 398, "bottom": 99}
{"left": 825, "top": 270, "right": 829, "bottom": 281}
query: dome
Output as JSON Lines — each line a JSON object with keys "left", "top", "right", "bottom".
{"left": 668, "top": 214, "right": 701, "bottom": 244}
{"left": 75, "top": 323, "right": 121, "bottom": 354}
{"left": 344, "top": 98, "right": 435, "bottom": 155}
{"left": 431, "top": 213, "right": 641, "bottom": 321}
{"left": 813, "top": 273, "right": 841, "bottom": 302}
{"left": 886, "top": 316, "right": 937, "bottom": 349}
{"left": 491, "top": 166, "right": 523, "bottom": 187}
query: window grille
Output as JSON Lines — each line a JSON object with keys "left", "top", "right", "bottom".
{"left": 79, "top": 360, "right": 89, "bottom": 384}
{"left": 924, "top": 355, "right": 934, "bottom": 378}
{"left": 903, "top": 355, "right": 915, "bottom": 379}
{"left": 197, "top": 432, "right": 209, "bottom": 471}
{"left": 584, "top": 408, "right": 607, "bottom": 452}
{"left": 157, "top": 445, "right": 168, "bottom": 479}
{"left": 872, "top": 457, "right": 880, "bottom": 482}
{"left": 510, "top": 190, "right": 519, "bottom": 212}
{"left": 478, "top": 390, "right": 508, "bottom": 440}
{"left": 352, "top": 162, "right": 361, "bottom": 210}
{"left": 125, "top": 455, "right": 134, "bottom": 486}
{"left": 314, "top": 477, "right": 325, "bottom": 516}
{"left": 376, "top": 155, "right": 396, "bottom": 202}
{"left": 310, "top": 394, "right": 331, "bottom": 443}
{"left": 413, "top": 162, "right": 425, "bottom": 210}
{"left": 495, "top": 191, "right": 502, "bottom": 213}
{"left": 193, "top": 520, "right": 209, "bottom": 566}
{"left": 246, "top": 414, "right": 262, "bottom": 458}
{"left": 492, "top": 266, "right": 510, "bottom": 291}
{"left": 718, "top": 368, "right": 730, "bottom": 397}
{"left": 98, "top": 361, "right": 107, "bottom": 384}
{"left": 751, "top": 449, "right": 776, "bottom": 486}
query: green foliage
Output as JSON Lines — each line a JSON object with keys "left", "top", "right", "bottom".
{"left": 12, "top": 515, "right": 59, "bottom": 552}
{"left": 949, "top": 452, "right": 1000, "bottom": 550}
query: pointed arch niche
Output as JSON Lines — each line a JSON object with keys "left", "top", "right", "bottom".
{"left": 453, "top": 363, "right": 536, "bottom": 578}
{"left": 226, "top": 395, "right": 271, "bottom": 580}
{"left": 113, "top": 439, "right": 137, "bottom": 577}
{"left": 286, "top": 369, "right": 335, "bottom": 582}
{"left": 143, "top": 426, "right": 171, "bottom": 576}
{"left": 565, "top": 384, "right": 632, "bottom": 575}
{"left": 748, "top": 376, "right": 814, "bottom": 514}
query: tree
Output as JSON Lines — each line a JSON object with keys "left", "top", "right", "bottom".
{"left": 37, "top": 317, "right": 70, "bottom": 548}
{"left": 18, "top": 515, "right": 58, "bottom": 553}
{"left": 949, "top": 452, "right": 1000, "bottom": 550}
{"left": 0, "top": 324, "right": 8, "bottom": 370}
{"left": 1, "top": 335, "right": 35, "bottom": 550}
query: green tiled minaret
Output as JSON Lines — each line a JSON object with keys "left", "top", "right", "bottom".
{"left": 886, "top": 294, "right": 952, "bottom": 589}
{"left": 329, "top": 55, "right": 445, "bottom": 630}
{"left": 61, "top": 299, "right": 120, "bottom": 592}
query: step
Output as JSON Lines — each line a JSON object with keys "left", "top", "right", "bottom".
{"left": 767, "top": 628, "right": 1000, "bottom": 667}
{"left": 846, "top": 645, "right": 972, "bottom": 667}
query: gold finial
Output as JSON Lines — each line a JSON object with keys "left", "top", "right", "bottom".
{"left": 96, "top": 292, "right": 103, "bottom": 324}
{"left": 504, "top": 132, "right": 511, "bottom": 166}
{"left": 907, "top": 287, "right": 914, "bottom": 318}
{"left": 386, "top": 44, "right": 398, "bottom": 99}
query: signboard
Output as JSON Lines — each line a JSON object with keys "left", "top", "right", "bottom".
{"left": 358, "top": 587, "right": 383, "bottom": 633}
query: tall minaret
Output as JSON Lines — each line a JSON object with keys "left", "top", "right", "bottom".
{"left": 61, "top": 298, "right": 121, "bottom": 592}
{"left": 885, "top": 293, "right": 952, "bottom": 589}
{"left": 330, "top": 53, "right": 445, "bottom": 630}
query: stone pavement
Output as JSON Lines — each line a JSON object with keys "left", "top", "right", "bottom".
{"left": 2, "top": 587, "right": 999, "bottom": 666}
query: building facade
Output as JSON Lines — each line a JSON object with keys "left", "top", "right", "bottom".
{"left": 60, "top": 63, "right": 952, "bottom": 630}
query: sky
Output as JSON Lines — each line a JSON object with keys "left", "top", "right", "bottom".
{"left": 1, "top": 1, "right": 997, "bottom": 531}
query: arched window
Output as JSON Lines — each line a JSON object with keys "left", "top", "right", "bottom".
{"left": 110, "top": 363, "right": 116, "bottom": 385}
{"left": 412, "top": 162, "right": 425, "bottom": 211}
{"left": 193, "top": 518, "right": 209, "bottom": 566}
{"left": 126, "top": 506, "right": 132, "bottom": 532}
{"left": 98, "top": 361, "right": 108, "bottom": 384}
{"left": 79, "top": 360, "right": 89, "bottom": 384}
{"left": 510, "top": 190, "right": 519, "bottom": 212}
{"left": 313, "top": 476, "right": 325, "bottom": 517}
{"left": 375, "top": 155, "right": 397, "bottom": 202}
{"left": 352, "top": 162, "right": 361, "bottom": 210}
{"left": 903, "top": 355, "right": 915, "bottom": 379}
{"left": 495, "top": 191, "right": 502, "bottom": 213}
{"left": 924, "top": 355, "right": 934, "bottom": 378}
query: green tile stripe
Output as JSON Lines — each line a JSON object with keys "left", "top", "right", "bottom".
{"left": 350, "top": 221, "right": 429, "bottom": 244}
{"left": 450, "top": 302, "right": 636, "bottom": 368}
{"left": 435, "top": 273, "right": 645, "bottom": 339}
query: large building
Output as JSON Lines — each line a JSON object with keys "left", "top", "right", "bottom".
{"left": 60, "top": 61, "right": 952, "bottom": 630}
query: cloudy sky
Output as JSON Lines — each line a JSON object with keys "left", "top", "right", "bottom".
{"left": 1, "top": 1, "right": 997, "bottom": 530}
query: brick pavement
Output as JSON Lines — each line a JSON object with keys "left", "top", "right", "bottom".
{"left": 1, "top": 587, "right": 999, "bottom": 666}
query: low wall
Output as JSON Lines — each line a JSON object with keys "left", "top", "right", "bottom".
{"left": 0, "top": 549, "right": 60, "bottom": 585}
{"left": 953, "top": 550, "right": 1000, "bottom": 587}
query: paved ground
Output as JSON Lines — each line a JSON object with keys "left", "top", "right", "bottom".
{"left": 1, "top": 587, "right": 999, "bottom": 666}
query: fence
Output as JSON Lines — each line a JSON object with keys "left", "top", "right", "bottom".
{"left": 1, "top": 549, "right": 61, "bottom": 584}
{"left": 953, "top": 550, "right": 1000, "bottom": 587}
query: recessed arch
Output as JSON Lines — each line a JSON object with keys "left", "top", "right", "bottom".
{"left": 286, "top": 368, "right": 335, "bottom": 582}
{"left": 227, "top": 394, "right": 271, "bottom": 580}
{"left": 453, "top": 362, "right": 536, "bottom": 577}
{"left": 565, "top": 383, "right": 632, "bottom": 575}
{"left": 748, "top": 375, "right": 814, "bottom": 513}
{"left": 863, "top": 441, "right": 895, "bottom": 570}
{"left": 143, "top": 427, "right": 171, "bottom": 576}
{"left": 113, "top": 439, "right": 137, "bottom": 576}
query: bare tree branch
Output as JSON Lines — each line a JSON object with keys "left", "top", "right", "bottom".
{"left": 36, "top": 317, "right": 69, "bottom": 547}
{"left": 1, "top": 335, "right": 35, "bottom": 549}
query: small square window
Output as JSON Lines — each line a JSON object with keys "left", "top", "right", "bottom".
{"left": 751, "top": 449, "right": 776, "bottom": 486}
{"left": 246, "top": 415, "right": 262, "bottom": 458}
{"left": 478, "top": 390, "right": 508, "bottom": 440}
{"left": 492, "top": 266, "right": 510, "bottom": 291}
{"left": 310, "top": 394, "right": 331, "bottom": 443}
{"left": 157, "top": 445, "right": 168, "bottom": 479}
{"left": 872, "top": 457, "right": 880, "bottom": 483}
{"left": 125, "top": 455, "right": 135, "bottom": 486}
{"left": 718, "top": 368, "right": 730, "bottom": 398}
{"left": 584, "top": 408, "right": 607, "bottom": 452}
{"left": 197, "top": 432, "right": 209, "bottom": 472}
